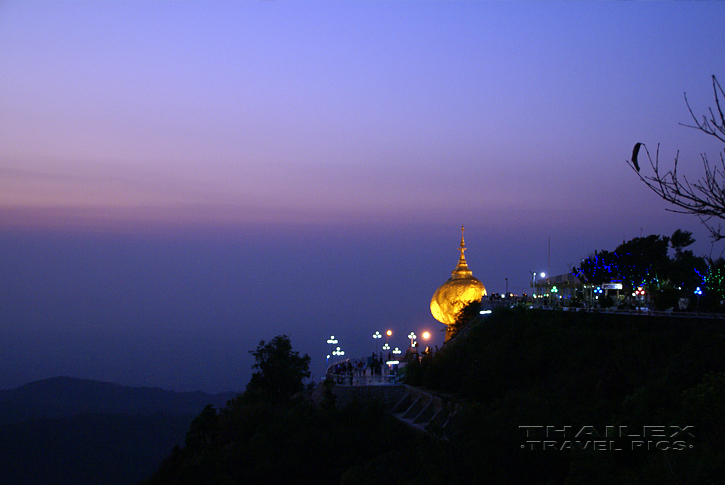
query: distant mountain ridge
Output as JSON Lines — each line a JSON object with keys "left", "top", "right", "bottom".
{"left": 0, "top": 376, "right": 237, "bottom": 425}
{"left": 0, "top": 376, "right": 239, "bottom": 485}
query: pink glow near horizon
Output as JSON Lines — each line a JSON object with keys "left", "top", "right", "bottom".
{"left": 0, "top": 2, "right": 723, "bottom": 235}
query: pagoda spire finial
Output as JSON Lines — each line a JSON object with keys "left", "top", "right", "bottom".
{"left": 458, "top": 225, "right": 467, "bottom": 258}
{"left": 452, "top": 225, "right": 472, "bottom": 279}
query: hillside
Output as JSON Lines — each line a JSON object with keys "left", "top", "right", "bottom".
{"left": 0, "top": 376, "right": 236, "bottom": 425}
{"left": 145, "top": 308, "right": 725, "bottom": 484}
{"left": 0, "top": 377, "right": 237, "bottom": 485}
{"left": 405, "top": 308, "right": 725, "bottom": 483}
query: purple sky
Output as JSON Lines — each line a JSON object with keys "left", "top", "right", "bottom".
{"left": 1, "top": 2, "right": 724, "bottom": 392}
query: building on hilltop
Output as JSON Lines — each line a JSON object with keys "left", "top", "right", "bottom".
{"left": 430, "top": 226, "right": 486, "bottom": 341}
{"left": 533, "top": 272, "right": 581, "bottom": 304}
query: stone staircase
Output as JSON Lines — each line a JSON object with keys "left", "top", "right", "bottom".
{"left": 390, "top": 385, "right": 457, "bottom": 435}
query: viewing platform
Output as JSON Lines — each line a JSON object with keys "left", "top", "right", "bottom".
{"left": 319, "top": 357, "right": 457, "bottom": 435}
{"left": 313, "top": 376, "right": 458, "bottom": 435}
{"left": 325, "top": 355, "right": 409, "bottom": 387}
{"left": 324, "top": 371, "right": 401, "bottom": 386}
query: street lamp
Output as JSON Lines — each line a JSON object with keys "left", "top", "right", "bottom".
{"left": 382, "top": 343, "right": 391, "bottom": 373}
{"left": 373, "top": 331, "right": 382, "bottom": 353}
{"left": 391, "top": 347, "right": 402, "bottom": 367}
{"left": 530, "top": 271, "right": 546, "bottom": 298}
{"left": 332, "top": 346, "right": 345, "bottom": 359}
{"left": 386, "top": 330, "right": 392, "bottom": 344}
{"left": 408, "top": 332, "right": 417, "bottom": 348}
{"left": 327, "top": 335, "right": 338, "bottom": 363}
{"left": 695, "top": 287, "right": 703, "bottom": 313}
{"left": 421, "top": 331, "right": 432, "bottom": 355}
{"left": 539, "top": 272, "right": 546, "bottom": 298}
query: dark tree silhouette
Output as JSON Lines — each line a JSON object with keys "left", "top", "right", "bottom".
{"left": 669, "top": 229, "right": 706, "bottom": 291}
{"left": 185, "top": 404, "right": 218, "bottom": 454}
{"left": 246, "top": 335, "right": 311, "bottom": 398}
{"left": 614, "top": 234, "right": 671, "bottom": 292}
{"left": 671, "top": 228, "right": 696, "bottom": 258}
{"left": 573, "top": 249, "right": 618, "bottom": 287}
{"left": 572, "top": 232, "right": 705, "bottom": 293}
{"left": 628, "top": 75, "right": 725, "bottom": 240}
{"left": 449, "top": 300, "right": 482, "bottom": 339}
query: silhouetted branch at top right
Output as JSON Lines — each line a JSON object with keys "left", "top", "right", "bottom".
{"left": 627, "top": 75, "right": 725, "bottom": 241}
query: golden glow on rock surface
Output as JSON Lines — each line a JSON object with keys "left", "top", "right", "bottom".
{"left": 430, "top": 227, "right": 486, "bottom": 329}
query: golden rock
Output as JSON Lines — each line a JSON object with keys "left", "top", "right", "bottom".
{"left": 430, "top": 227, "right": 486, "bottom": 334}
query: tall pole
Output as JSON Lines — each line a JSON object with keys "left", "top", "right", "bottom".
{"left": 326, "top": 335, "right": 338, "bottom": 369}
{"left": 548, "top": 236, "right": 551, "bottom": 282}
{"left": 695, "top": 287, "right": 702, "bottom": 313}
{"left": 373, "top": 331, "right": 382, "bottom": 354}
{"left": 408, "top": 332, "right": 417, "bottom": 349}
{"left": 530, "top": 271, "right": 536, "bottom": 302}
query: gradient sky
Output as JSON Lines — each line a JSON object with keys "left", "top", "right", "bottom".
{"left": 1, "top": 2, "right": 724, "bottom": 392}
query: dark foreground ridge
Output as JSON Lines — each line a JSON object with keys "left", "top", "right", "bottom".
{"left": 145, "top": 308, "right": 725, "bottom": 484}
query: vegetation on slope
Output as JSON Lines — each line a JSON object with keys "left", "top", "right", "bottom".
{"left": 146, "top": 311, "right": 725, "bottom": 484}
{"left": 143, "top": 336, "right": 445, "bottom": 484}
{"left": 406, "top": 307, "right": 725, "bottom": 483}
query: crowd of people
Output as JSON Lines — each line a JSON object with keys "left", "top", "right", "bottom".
{"left": 327, "top": 352, "right": 394, "bottom": 384}
{"left": 326, "top": 346, "right": 440, "bottom": 385}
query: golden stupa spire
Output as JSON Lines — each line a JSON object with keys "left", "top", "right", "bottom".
{"left": 430, "top": 225, "right": 486, "bottom": 333}
{"left": 452, "top": 225, "right": 473, "bottom": 279}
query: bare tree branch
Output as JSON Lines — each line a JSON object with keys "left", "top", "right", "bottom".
{"left": 680, "top": 75, "right": 725, "bottom": 143}
{"left": 628, "top": 75, "right": 725, "bottom": 241}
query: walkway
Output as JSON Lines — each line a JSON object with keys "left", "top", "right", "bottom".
{"left": 320, "top": 373, "right": 457, "bottom": 435}
{"left": 389, "top": 386, "right": 457, "bottom": 435}
{"left": 325, "top": 372, "right": 400, "bottom": 386}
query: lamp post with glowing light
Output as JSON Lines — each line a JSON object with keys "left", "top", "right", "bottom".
{"left": 332, "top": 346, "right": 345, "bottom": 360}
{"left": 530, "top": 271, "right": 546, "bottom": 300}
{"left": 633, "top": 287, "right": 646, "bottom": 310}
{"left": 327, "top": 335, "right": 338, "bottom": 360}
{"left": 390, "top": 347, "right": 402, "bottom": 382}
{"left": 421, "top": 331, "right": 430, "bottom": 354}
{"left": 373, "top": 331, "right": 382, "bottom": 353}
{"left": 408, "top": 332, "right": 417, "bottom": 349}
{"left": 382, "top": 343, "right": 390, "bottom": 374}
{"left": 695, "top": 287, "right": 703, "bottom": 313}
